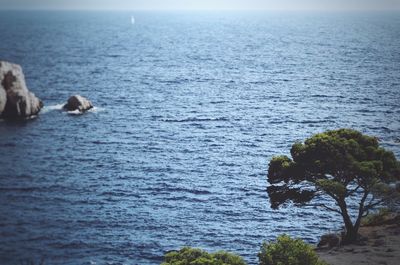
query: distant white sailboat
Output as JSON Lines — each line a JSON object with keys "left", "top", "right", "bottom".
{"left": 131, "top": 15, "right": 135, "bottom": 25}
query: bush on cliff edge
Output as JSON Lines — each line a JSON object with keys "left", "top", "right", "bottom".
{"left": 258, "top": 235, "right": 327, "bottom": 265}
{"left": 161, "top": 247, "right": 247, "bottom": 265}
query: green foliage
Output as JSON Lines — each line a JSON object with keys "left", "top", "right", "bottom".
{"left": 258, "top": 235, "right": 327, "bottom": 265}
{"left": 161, "top": 247, "right": 247, "bottom": 265}
{"left": 267, "top": 128, "right": 400, "bottom": 205}
{"left": 266, "top": 129, "right": 400, "bottom": 242}
{"left": 315, "top": 179, "right": 346, "bottom": 198}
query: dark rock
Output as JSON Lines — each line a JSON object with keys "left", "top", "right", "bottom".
{"left": 317, "top": 233, "right": 341, "bottom": 249}
{"left": 63, "top": 95, "right": 93, "bottom": 112}
{"left": 356, "top": 240, "right": 368, "bottom": 246}
{"left": 0, "top": 61, "right": 43, "bottom": 119}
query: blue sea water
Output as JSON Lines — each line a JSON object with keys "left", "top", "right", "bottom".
{"left": 0, "top": 11, "right": 400, "bottom": 265}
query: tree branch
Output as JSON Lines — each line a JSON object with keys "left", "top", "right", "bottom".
{"left": 346, "top": 185, "right": 361, "bottom": 196}
{"left": 364, "top": 199, "right": 386, "bottom": 211}
{"left": 354, "top": 190, "right": 370, "bottom": 230}
{"left": 362, "top": 209, "right": 370, "bottom": 218}
{"left": 306, "top": 203, "right": 342, "bottom": 214}
{"left": 320, "top": 189, "right": 339, "bottom": 202}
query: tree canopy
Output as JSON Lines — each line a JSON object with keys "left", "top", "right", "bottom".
{"left": 267, "top": 128, "right": 400, "bottom": 243}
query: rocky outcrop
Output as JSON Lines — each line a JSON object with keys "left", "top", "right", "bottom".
{"left": 63, "top": 95, "right": 93, "bottom": 112}
{"left": 0, "top": 61, "right": 43, "bottom": 120}
{"left": 317, "top": 233, "right": 341, "bottom": 249}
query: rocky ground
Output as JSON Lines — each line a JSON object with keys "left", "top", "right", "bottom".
{"left": 317, "top": 217, "right": 400, "bottom": 265}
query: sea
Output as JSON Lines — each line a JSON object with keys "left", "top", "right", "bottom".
{"left": 0, "top": 10, "right": 399, "bottom": 265}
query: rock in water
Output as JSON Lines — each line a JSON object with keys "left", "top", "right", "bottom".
{"left": 0, "top": 61, "right": 43, "bottom": 120}
{"left": 63, "top": 95, "right": 93, "bottom": 112}
{"left": 0, "top": 85, "right": 6, "bottom": 114}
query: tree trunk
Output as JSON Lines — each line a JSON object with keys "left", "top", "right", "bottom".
{"left": 342, "top": 224, "right": 358, "bottom": 244}
{"left": 338, "top": 200, "right": 359, "bottom": 244}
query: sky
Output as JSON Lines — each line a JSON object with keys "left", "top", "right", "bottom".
{"left": 0, "top": 0, "right": 399, "bottom": 10}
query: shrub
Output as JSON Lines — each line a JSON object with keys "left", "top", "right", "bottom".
{"left": 161, "top": 247, "right": 247, "bottom": 265}
{"left": 361, "top": 207, "right": 391, "bottom": 226}
{"left": 258, "top": 235, "right": 327, "bottom": 265}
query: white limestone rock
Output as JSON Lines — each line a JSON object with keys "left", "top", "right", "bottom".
{"left": 0, "top": 61, "right": 43, "bottom": 119}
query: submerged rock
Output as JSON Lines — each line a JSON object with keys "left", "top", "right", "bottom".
{"left": 63, "top": 95, "right": 93, "bottom": 112}
{"left": 0, "top": 61, "right": 43, "bottom": 120}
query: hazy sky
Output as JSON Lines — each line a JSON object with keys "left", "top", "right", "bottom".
{"left": 0, "top": 0, "right": 399, "bottom": 10}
